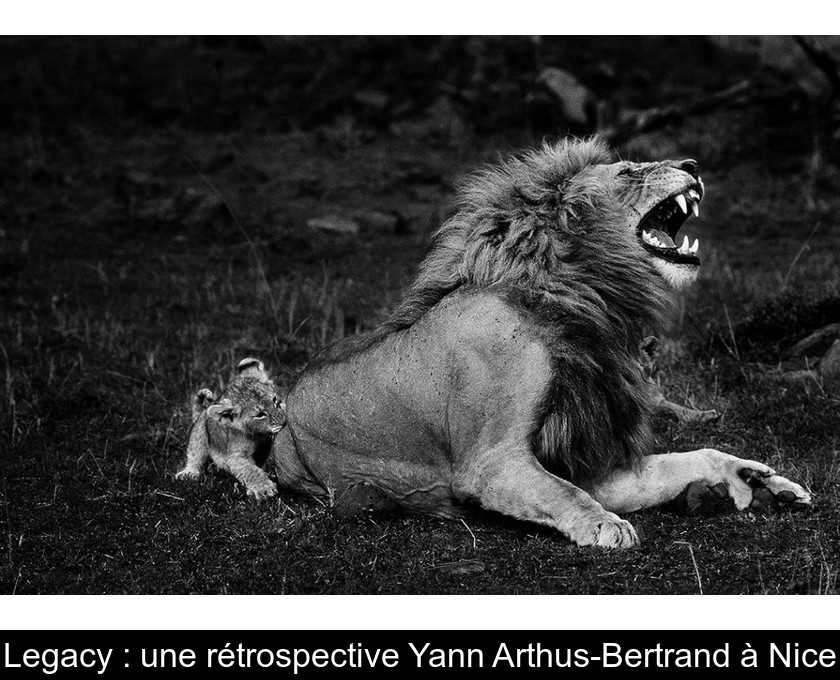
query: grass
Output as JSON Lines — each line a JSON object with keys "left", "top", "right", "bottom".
{"left": 1, "top": 37, "right": 839, "bottom": 594}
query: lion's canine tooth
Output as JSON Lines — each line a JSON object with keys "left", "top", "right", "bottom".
{"left": 689, "top": 237, "right": 699, "bottom": 254}
{"left": 680, "top": 235, "right": 690, "bottom": 251}
{"left": 675, "top": 194, "right": 688, "bottom": 214}
{"left": 691, "top": 201, "right": 699, "bottom": 218}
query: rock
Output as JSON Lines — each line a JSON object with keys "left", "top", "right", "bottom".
{"left": 352, "top": 89, "right": 390, "bottom": 110}
{"left": 710, "top": 36, "right": 838, "bottom": 99}
{"left": 819, "top": 339, "right": 840, "bottom": 384}
{"left": 788, "top": 323, "right": 840, "bottom": 358}
{"left": 307, "top": 215, "right": 360, "bottom": 236}
{"left": 356, "top": 210, "right": 405, "bottom": 233}
{"left": 393, "top": 96, "right": 468, "bottom": 142}
{"left": 136, "top": 187, "right": 227, "bottom": 228}
{"left": 180, "top": 188, "right": 227, "bottom": 227}
{"left": 538, "top": 67, "right": 594, "bottom": 126}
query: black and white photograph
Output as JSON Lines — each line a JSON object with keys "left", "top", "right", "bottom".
{"left": 1, "top": 33, "right": 838, "bottom": 602}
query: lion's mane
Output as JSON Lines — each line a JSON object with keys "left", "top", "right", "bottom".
{"left": 318, "top": 138, "right": 671, "bottom": 481}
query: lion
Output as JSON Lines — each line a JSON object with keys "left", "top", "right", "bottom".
{"left": 269, "top": 138, "right": 811, "bottom": 547}
{"left": 176, "top": 357, "right": 285, "bottom": 500}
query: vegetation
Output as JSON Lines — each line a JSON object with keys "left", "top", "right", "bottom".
{"left": 1, "top": 37, "right": 838, "bottom": 594}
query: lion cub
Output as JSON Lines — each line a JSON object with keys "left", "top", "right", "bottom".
{"left": 176, "top": 358, "right": 286, "bottom": 500}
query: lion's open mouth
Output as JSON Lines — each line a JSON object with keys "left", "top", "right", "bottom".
{"left": 638, "top": 186, "right": 702, "bottom": 265}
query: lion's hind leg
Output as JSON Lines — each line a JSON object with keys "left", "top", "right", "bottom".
{"left": 455, "top": 442, "right": 639, "bottom": 549}
{"left": 653, "top": 394, "right": 720, "bottom": 425}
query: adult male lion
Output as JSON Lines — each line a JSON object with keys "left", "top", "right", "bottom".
{"left": 271, "top": 138, "right": 810, "bottom": 548}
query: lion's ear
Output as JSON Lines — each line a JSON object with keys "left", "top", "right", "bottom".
{"left": 207, "top": 399, "right": 240, "bottom": 423}
{"left": 237, "top": 357, "right": 270, "bottom": 382}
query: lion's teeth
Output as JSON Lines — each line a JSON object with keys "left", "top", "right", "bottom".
{"left": 680, "top": 235, "right": 690, "bottom": 252}
{"left": 675, "top": 194, "right": 688, "bottom": 214}
{"left": 689, "top": 237, "right": 699, "bottom": 254}
{"left": 691, "top": 201, "right": 699, "bottom": 218}
{"left": 688, "top": 189, "right": 700, "bottom": 201}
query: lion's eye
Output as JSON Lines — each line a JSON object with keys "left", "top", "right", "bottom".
{"left": 254, "top": 411, "right": 267, "bottom": 419}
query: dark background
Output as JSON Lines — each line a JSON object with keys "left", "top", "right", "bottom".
{"left": 0, "top": 36, "right": 838, "bottom": 594}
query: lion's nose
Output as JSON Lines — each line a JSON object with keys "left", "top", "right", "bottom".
{"left": 676, "top": 159, "right": 699, "bottom": 178}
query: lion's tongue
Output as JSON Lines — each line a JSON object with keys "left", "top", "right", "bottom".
{"left": 649, "top": 229, "right": 676, "bottom": 248}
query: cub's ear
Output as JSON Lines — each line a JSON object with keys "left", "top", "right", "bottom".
{"left": 207, "top": 399, "right": 240, "bottom": 423}
{"left": 191, "top": 388, "right": 216, "bottom": 420}
{"left": 237, "top": 357, "right": 270, "bottom": 382}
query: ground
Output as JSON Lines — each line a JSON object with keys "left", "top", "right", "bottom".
{"left": 1, "top": 37, "right": 838, "bottom": 594}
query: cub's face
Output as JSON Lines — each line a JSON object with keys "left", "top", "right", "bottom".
{"left": 607, "top": 158, "right": 705, "bottom": 289}
{"left": 206, "top": 380, "right": 286, "bottom": 439}
{"left": 195, "top": 358, "right": 286, "bottom": 441}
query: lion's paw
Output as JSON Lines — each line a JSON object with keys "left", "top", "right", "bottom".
{"left": 246, "top": 481, "right": 278, "bottom": 501}
{"left": 704, "top": 452, "right": 773, "bottom": 511}
{"left": 747, "top": 472, "right": 812, "bottom": 513}
{"left": 708, "top": 451, "right": 811, "bottom": 513}
{"left": 570, "top": 512, "right": 639, "bottom": 549}
{"left": 175, "top": 468, "right": 201, "bottom": 481}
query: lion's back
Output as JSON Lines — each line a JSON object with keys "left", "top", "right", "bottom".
{"left": 283, "top": 288, "right": 552, "bottom": 484}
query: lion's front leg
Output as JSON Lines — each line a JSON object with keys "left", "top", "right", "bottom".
{"left": 585, "top": 449, "right": 811, "bottom": 514}
{"left": 456, "top": 444, "right": 639, "bottom": 549}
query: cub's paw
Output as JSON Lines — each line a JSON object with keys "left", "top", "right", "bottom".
{"left": 175, "top": 468, "right": 201, "bottom": 481}
{"left": 569, "top": 512, "right": 639, "bottom": 549}
{"left": 246, "top": 481, "right": 278, "bottom": 501}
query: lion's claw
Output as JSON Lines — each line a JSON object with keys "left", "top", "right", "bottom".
{"left": 740, "top": 466, "right": 811, "bottom": 513}
{"left": 681, "top": 453, "right": 811, "bottom": 515}
{"left": 760, "top": 474, "right": 812, "bottom": 510}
